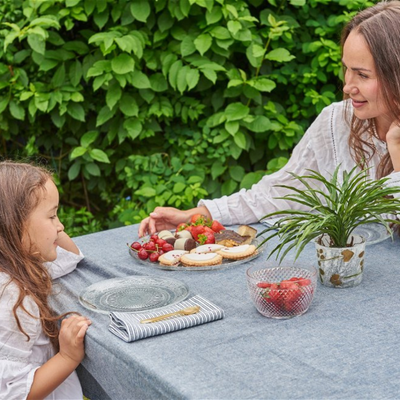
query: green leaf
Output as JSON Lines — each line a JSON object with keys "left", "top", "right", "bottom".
{"left": 181, "top": 36, "right": 196, "bottom": 57}
{"left": 168, "top": 60, "right": 183, "bottom": 90}
{"left": 84, "top": 162, "right": 101, "bottom": 177}
{"left": 27, "top": 34, "right": 45, "bottom": 55}
{"left": 119, "top": 94, "right": 139, "bottom": 117}
{"left": 150, "top": 73, "right": 168, "bottom": 92}
{"left": 135, "top": 187, "right": 157, "bottom": 197}
{"left": 194, "top": 34, "right": 212, "bottom": 56}
{"left": 245, "top": 115, "right": 272, "bottom": 132}
{"left": 68, "top": 162, "right": 81, "bottom": 180}
{"left": 9, "top": 100, "right": 25, "bottom": 120}
{"left": 106, "top": 81, "right": 122, "bottom": 109}
{"left": 241, "top": 172, "right": 263, "bottom": 189}
{"left": 248, "top": 77, "right": 276, "bottom": 92}
{"left": 67, "top": 103, "right": 86, "bottom": 122}
{"left": 225, "top": 121, "right": 239, "bottom": 135}
{"left": 96, "top": 106, "right": 116, "bottom": 126}
{"left": 206, "top": 7, "right": 222, "bottom": 24}
{"left": 177, "top": 65, "right": 190, "bottom": 94}
{"left": 131, "top": 70, "right": 151, "bottom": 89}
{"left": 69, "top": 60, "right": 83, "bottom": 86}
{"left": 224, "top": 102, "right": 249, "bottom": 121}
{"left": 89, "top": 149, "right": 110, "bottom": 163}
{"left": 211, "top": 160, "right": 226, "bottom": 179}
{"left": 227, "top": 20, "right": 242, "bottom": 35}
{"left": 51, "top": 64, "right": 66, "bottom": 87}
{"left": 0, "top": 97, "right": 9, "bottom": 113}
{"left": 70, "top": 146, "right": 87, "bottom": 159}
{"left": 81, "top": 130, "right": 99, "bottom": 147}
{"left": 173, "top": 182, "right": 186, "bottom": 193}
{"left": 186, "top": 68, "right": 200, "bottom": 90}
{"left": 265, "top": 48, "right": 295, "bottom": 62}
{"left": 130, "top": 0, "right": 151, "bottom": 22}
{"left": 230, "top": 165, "right": 245, "bottom": 182}
{"left": 123, "top": 118, "right": 142, "bottom": 140}
{"left": 233, "top": 131, "right": 247, "bottom": 149}
{"left": 111, "top": 54, "right": 135, "bottom": 75}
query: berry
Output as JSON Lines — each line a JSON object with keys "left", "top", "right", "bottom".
{"left": 138, "top": 249, "right": 149, "bottom": 260}
{"left": 149, "top": 252, "right": 160, "bottom": 262}
{"left": 162, "top": 243, "right": 174, "bottom": 252}
{"left": 131, "top": 242, "right": 142, "bottom": 251}
{"left": 150, "top": 234, "right": 159, "bottom": 242}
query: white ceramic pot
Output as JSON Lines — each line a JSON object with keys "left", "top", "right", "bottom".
{"left": 314, "top": 234, "right": 366, "bottom": 288}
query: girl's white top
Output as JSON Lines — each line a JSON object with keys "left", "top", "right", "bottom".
{"left": 199, "top": 100, "right": 400, "bottom": 225}
{"left": 0, "top": 247, "right": 84, "bottom": 400}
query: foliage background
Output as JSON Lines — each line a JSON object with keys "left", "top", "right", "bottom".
{"left": 0, "top": 0, "right": 374, "bottom": 236}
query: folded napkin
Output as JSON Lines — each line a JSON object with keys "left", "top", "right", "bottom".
{"left": 262, "top": 216, "right": 284, "bottom": 227}
{"left": 108, "top": 295, "right": 224, "bottom": 342}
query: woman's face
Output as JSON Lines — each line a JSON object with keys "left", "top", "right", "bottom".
{"left": 23, "top": 179, "right": 64, "bottom": 261}
{"left": 342, "top": 30, "right": 391, "bottom": 134}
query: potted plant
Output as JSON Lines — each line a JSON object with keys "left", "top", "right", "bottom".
{"left": 258, "top": 165, "right": 400, "bottom": 288}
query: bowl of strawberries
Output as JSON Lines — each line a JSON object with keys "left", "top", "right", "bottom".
{"left": 246, "top": 262, "right": 317, "bottom": 319}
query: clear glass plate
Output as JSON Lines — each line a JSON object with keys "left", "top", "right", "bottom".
{"left": 353, "top": 223, "right": 391, "bottom": 246}
{"left": 129, "top": 236, "right": 268, "bottom": 271}
{"left": 79, "top": 276, "right": 189, "bottom": 314}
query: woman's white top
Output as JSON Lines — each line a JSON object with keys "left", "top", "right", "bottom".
{"left": 199, "top": 100, "right": 400, "bottom": 225}
{"left": 0, "top": 247, "right": 84, "bottom": 400}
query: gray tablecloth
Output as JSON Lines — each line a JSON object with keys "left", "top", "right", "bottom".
{"left": 51, "top": 223, "right": 400, "bottom": 400}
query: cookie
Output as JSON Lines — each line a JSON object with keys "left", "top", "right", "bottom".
{"left": 214, "top": 230, "right": 250, "bottom": 247}
{"left": 158, "top": 230, "right": 175, "bottom": 240}
{"left": 158, "top": 250, "right": 188, "bottom": 266}
{"left": 190, "top": 244, "right": 224, "bottom": 253}
{"left": 180, "top": 253, "right": 223, "bottom": 267}
{"left": 175, "top": 230, "right": 193, "bottom": 239}
{"left": 174, "top": 238, "right": 197, "bottom": 251}
{"left": 217, "top": 244, "right": 256, "bottom": 260}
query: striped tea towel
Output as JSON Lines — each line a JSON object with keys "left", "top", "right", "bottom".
{"left": 108, "top": 295, "right": 224, "bottom": 342}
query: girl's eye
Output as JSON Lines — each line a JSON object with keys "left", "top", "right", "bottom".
{"left": 358, "top": 73, "right": 368, "bottom": 79}
{"left": 50, "top": 215, "right": 57, "bottom": 220}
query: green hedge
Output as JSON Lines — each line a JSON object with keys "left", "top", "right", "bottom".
{"left": 0, "top": 0, "right": 373, "bottom": 236}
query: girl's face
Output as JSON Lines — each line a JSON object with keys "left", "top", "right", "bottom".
{"left": 23, "top": 179, "right": 64, "bottom": 261}
{"left": 342, "top": 30, "right": 392, "bottom": 135}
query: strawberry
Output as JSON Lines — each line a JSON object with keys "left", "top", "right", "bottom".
{"left": 191, "top": 225, "right": 205, "bottom": 241}
{"left": 198, "top": 231, "right": 215, "bottom": 245}
{"left": 211, "top": 220, "right": 225, "bottom": 233}
{"left": 191, "top": 214, "right": 207, "bottom": 225}
{"left": 176, "top": 223, "right": 188, "bottom": 232}
{"left": 257, "top": 282, "right": 271, "bottom": 289}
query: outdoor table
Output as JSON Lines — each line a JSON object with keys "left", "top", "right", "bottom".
{"left": 51, "top": 223, "right": 400, "bottom": 400}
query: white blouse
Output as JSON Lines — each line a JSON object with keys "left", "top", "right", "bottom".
{"left": 199, "top": 100, "right": 400, "bottom": 225}
{"left": 0, "top": 247, "right": 84, "bottom": 400}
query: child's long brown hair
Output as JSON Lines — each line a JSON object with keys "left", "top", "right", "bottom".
{"left": 341, "top": 1, "right": 400, "bottom": 178}
{"left": 0, "top": 161, "right": 62, "bottom": 349}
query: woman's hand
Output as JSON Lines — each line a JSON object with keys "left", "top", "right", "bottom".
{"left": 386, "top": 121, "right": 400, "bottom": 172}
{"left": 138, "top": 206, "right": 212, "bottom": 237}
{"left": 58, "top": 315, "right": 91, "bottom": 365}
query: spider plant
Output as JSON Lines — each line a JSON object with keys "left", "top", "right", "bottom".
{"left": 258, "top": 164, "right": 400, "bottom": 262}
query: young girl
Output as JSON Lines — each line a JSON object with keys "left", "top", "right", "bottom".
{"left": 138, "top": 0, "right": 400, "bottom": 235}
{"left": 0, "top": 161, "right": 91, "bottom": 399}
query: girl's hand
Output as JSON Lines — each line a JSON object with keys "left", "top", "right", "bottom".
{"left": 58, "top": 315, "right": 91, "bottom": 364}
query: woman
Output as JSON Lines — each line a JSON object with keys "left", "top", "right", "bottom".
{"left": 139, "top": 0, "right": 400, "bottom": 237}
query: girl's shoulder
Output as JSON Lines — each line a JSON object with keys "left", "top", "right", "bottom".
{"left": 0, "top": 273, "right": 40, "bottom": 317}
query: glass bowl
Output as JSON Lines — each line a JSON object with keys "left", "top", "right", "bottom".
{"left": 246, "top": 262, "right": 317, "bottom": 319}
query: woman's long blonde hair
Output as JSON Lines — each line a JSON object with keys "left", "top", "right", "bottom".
{"left": 341, "top": 0, "right": 400, "bottom": 178}
{"left": 0, "top": 161, "right": 62, "bottom": 349}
